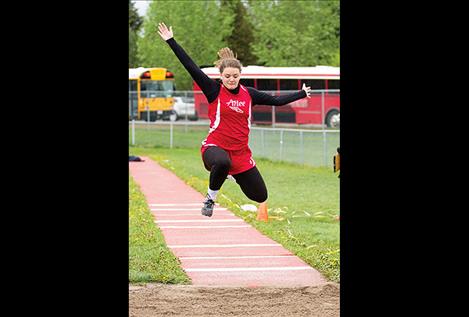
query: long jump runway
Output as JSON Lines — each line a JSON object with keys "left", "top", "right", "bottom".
{"left": 129, "top": 157, "right": 327, "bottom": 287}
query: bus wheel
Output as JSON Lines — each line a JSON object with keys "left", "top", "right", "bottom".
{"left": 189, "top": 111, "right": 199, "bottom": 121}
{"left": 169, "top": 111, "right": 178, "bottom": 122}
{"left": 141, "top": 112, "right": 152, "bottom": 122}
{"left": 326, "top": 110, "right": 340, "bottom": 128}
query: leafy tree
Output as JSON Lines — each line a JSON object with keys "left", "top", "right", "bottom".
{"left": 129, "top": 0, "right": 143, "bottom": 31}
{"left": 221, "top": 0, "right": 258, "bottom": 66}
{"left": 249, "top": 0, "right": 340, "bottom": 67}
{"left": 129, "top": 1, "right": 143, "bottom": 67}
{"left": 309, "top": 0, "right": 340, "bottom": 66}
{"left": 135, "top": 1, "right": 339, "bottom": 87}
{"left": 129, "top": 27, "right": 140, "bottom": 67}
{"left": 138, "top": 0, "right": 234, "bottom": 90}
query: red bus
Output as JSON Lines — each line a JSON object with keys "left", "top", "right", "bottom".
{"left": 193, "top": 65, "right": 340, "bottom": 126}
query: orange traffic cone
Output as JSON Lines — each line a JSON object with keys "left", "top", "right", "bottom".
{"left": 256, "top": 202, "right": 268, "bottom": 222}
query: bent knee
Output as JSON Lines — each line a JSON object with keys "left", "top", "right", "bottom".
{"left": 251, "top": 191, "right": 268, "bottom": 203}
{"left": 215, "top": 158, "right": 231, "bottom": 171}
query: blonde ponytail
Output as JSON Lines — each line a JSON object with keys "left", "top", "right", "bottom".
{"left": 214, "top": 47, "right": 242, "bottom": 73}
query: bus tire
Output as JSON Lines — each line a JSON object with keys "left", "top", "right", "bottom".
{"left": 141, "top": 112, "right": 154, "bottom": 122}
{"left": 325, "top": 109, "right": 340, "bottom": 128}
{"left": 162, "top": 110, "right": 178, "bottom": 122}
{"left": 189, "top": 111, "right": 199, "bottom": 121}
{"left": 169, "top": 112, "right": 178, "bottom": 122}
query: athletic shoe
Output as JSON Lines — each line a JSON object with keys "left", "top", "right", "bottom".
{"left": 201, "top": 195, "right": 215, "bottom": 217}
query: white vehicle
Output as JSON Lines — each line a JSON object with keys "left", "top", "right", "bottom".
{"left": 166, "top": 96, "right": 198, "bottom": 121}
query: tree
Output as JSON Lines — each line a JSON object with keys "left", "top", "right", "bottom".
{"left": 221, "top": 0, "right": 258, "bottom": 66}
{"left": 129, "top": 0, "right": 143, "bottom": 67}
{"left": 249, "top": 0, "right": 340, "bottom": 67}
{"left": 129, "top": 27, "right": 139, "bottom": 67}
{"left": 129, "top": 0, "right": 143, "bottom": 31}
{"left": 138, "top": 0, "right": 234, "bottom": 90}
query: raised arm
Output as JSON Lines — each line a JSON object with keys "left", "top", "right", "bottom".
{"left": 157, "top": 22, "right": 220, "bottom": 103}
{"left": 247, "top": 83, "right": 311, "bottom": 106}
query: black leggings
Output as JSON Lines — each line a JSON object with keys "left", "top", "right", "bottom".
{"left": 202, "top": 146, "right": 268, "bottom": 203}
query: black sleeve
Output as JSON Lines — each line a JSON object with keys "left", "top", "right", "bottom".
{"left": 246, "top": 87, "right": 307, "bottom": 106}
{"left": 166, "top": 38, "right": 220, "bottom": 103}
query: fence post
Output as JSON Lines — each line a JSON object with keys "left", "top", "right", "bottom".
{"left": 272, "top": 106, "right": 276, "bottom": 128}
{"left": 280, "top": 129, "right": 284, "bottom": 161}
{"left": 261, "top": 129, "right": 265, "bottom": 157}
{"left": 300, "top": 130, "right": 304, "bottom": 165}
{"left": 321, "top": 91, "right": 327, "bottom": 166}
{"left": 170, "top": 122, "right": 173, "bottom": 149}
{"left": 146, "top": 105, "right": 150, "bottom": 125}
{"left": 146, "top": 90, "right": 150, "bottom": 124}
{"left": 184, "top": 91, "right": 188, "bottom": 133}
{"left": 131, "top": 119, "right": 135, "bottom": 145}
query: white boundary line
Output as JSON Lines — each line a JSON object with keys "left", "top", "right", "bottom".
{"left": 179, "top": 255, "right": 294, "bottom": 260}
{"left": 185, "top": 266, "right": 313, "bottom": 272}
{"left": 149, "top": 203, "right": 219, "bottom": 206}
{"left": 155, "top": 214, "right": 236, "bottom": 217}
{"left": 151, "top": 208, "right": 228, "bottom": 211}
{"left": 156, "top": 219, "right": 243, "bottom": 223}
{"left": 168, "top": 243, "right": 281, "bottom": 248}
{"left": 160, "top": 225, "right": 251, "bottom": 229}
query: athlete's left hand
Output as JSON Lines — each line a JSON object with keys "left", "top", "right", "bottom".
{"left": 157, "top": 22, "right": 173, "bottom": 41}
{"left": 302, "top": 83, "right": 311, "bottom": 98}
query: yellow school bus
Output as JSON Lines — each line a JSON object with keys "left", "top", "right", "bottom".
{"left": 129, "top": 67, "right": 175, "bottom": 121}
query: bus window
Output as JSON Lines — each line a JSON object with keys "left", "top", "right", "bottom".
{"left": 240, "top": 79, "right": 255, "bottom": 88}
{"left": 301, "top": 79, "right": 325, "bottom": 90}
{"left": 256, "top": 79, "right": 277, "bottom": 92}
{"left": 140, "top": 80, "right": 174, "bottom": 98}
{"left": 328, "top": 79, "right": 340, "bottom": 90}
{"left": 161, "top": 81, "right": 174, "bottom": 95}
{"left": 280, "top": 79, "right": 300, "bottom": 91}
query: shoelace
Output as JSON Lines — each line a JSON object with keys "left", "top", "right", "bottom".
{"left": 204, "top": 199, "right": 214, "bottom": 207}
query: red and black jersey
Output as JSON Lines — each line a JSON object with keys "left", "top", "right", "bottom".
{"left": 203, "top": 84, "right": 252, "bottom": 150}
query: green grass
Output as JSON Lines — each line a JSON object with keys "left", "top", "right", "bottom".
{"left": 129, "top": 176, "right": 191, "bottom": 284}
{"left": 130, "top": 125, "right": 208, "bottom": 148}
{"left": 130, "top": 146, "right": 340, "bottom": 282}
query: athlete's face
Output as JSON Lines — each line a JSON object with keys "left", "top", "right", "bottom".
{"left": 221, "top": 67, "right": 241, "bottom": 90}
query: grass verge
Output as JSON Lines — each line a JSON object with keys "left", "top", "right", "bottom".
{"left": 129, "top": 175, "right": 191, "bottom": 284}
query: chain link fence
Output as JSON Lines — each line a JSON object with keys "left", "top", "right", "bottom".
{"left": 129, "top": 121, "right": 339, "bottom": 168}
{"left": 249, "top": 127, "right": 339, "bottom": 167}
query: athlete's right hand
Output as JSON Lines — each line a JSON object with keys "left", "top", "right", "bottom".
{"left": 302, "top": 83, "right": 311, "bottom": 98}
{"left": 157, "top": 22, "right": 173, "bottom": 41}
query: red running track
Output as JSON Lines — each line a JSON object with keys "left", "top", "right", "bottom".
{"left": 129, "top": 156, "right": 327, "bottom": 287}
